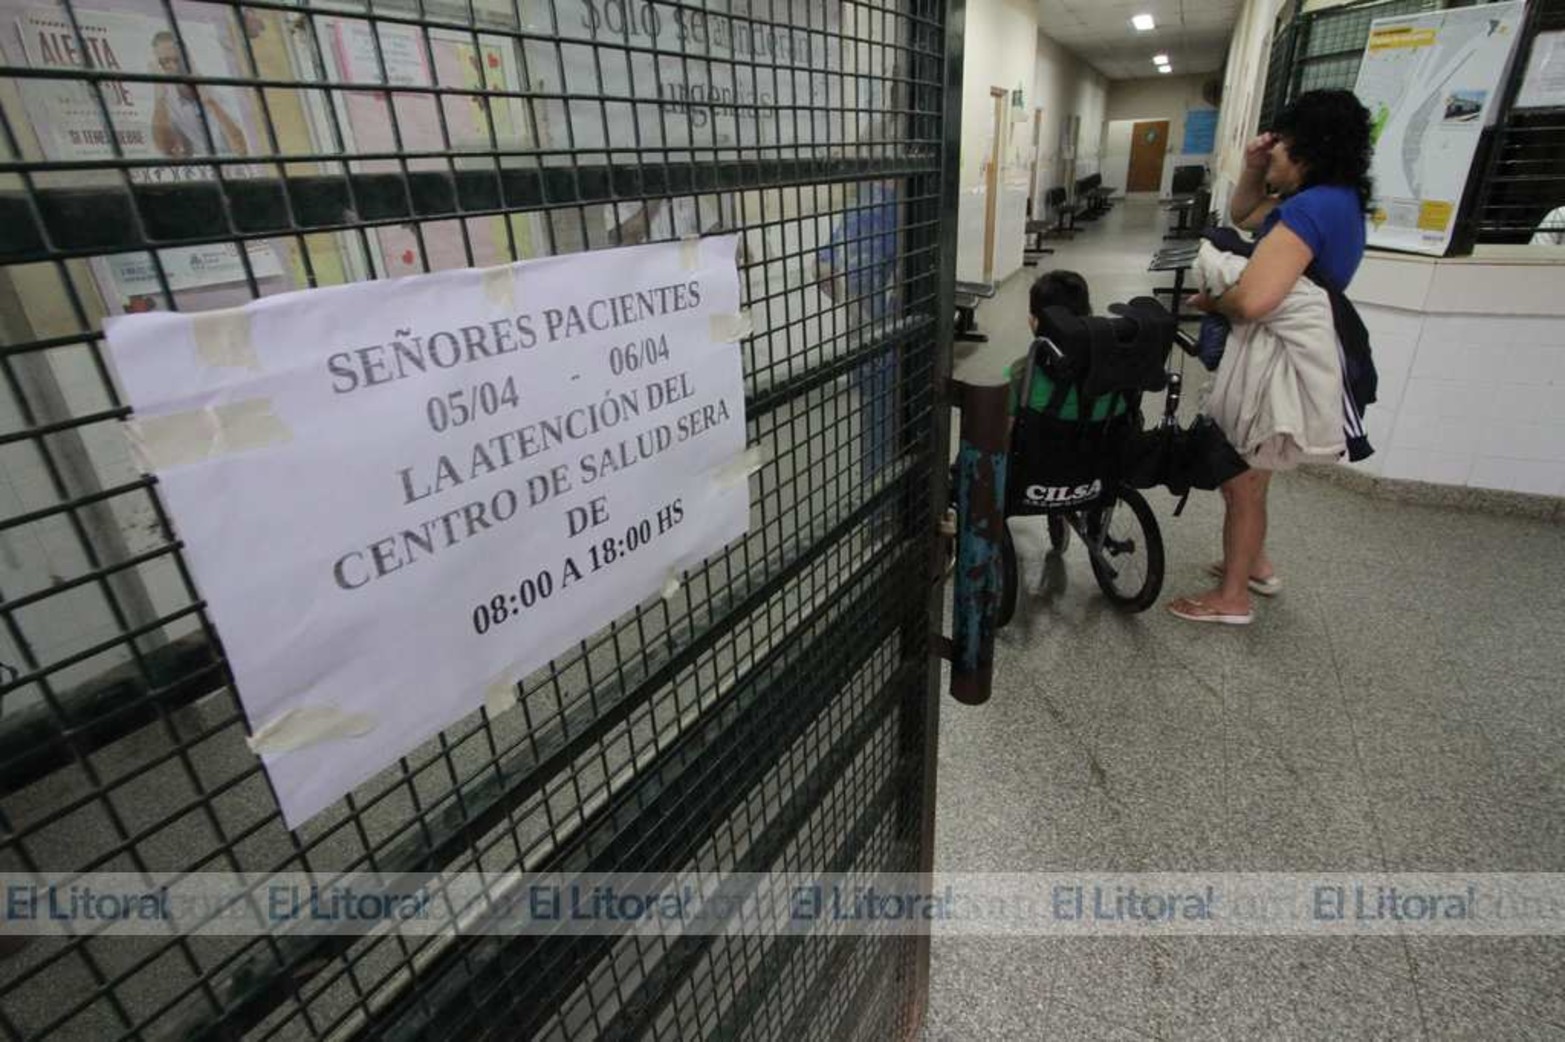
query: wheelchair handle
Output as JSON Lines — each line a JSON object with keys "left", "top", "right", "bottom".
{"left": 1031, "top": 335, "right": 1067, "bottom": 366}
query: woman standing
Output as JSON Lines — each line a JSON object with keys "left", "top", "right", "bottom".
{"left": 1169, "top": 89, "right": 1373, "bottom": 625}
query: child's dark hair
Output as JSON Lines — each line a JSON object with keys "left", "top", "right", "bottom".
{"left": 1270, "top": 89, "right": 1374, "bottom": 213}
{"left": 1029, "top": 270, "right": 1091, "bottom": 323}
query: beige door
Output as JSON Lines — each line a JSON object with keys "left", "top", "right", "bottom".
{"left": 1127, "top": 119, "right": 1170, "bottom": 193}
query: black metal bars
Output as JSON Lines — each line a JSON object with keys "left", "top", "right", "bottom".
{"left": 0, "top": 0, "right": 958, "bottom": 1035}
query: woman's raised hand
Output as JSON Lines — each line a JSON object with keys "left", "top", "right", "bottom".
{"left": 1244, "top": 132, "right": 1277, "bottom": 172}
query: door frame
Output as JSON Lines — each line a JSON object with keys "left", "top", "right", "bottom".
{"left": 1029, "top": 107, "right": 1043, "bottom": 215}
{"left": 982, "top": 86, "right": 1006, "bottom": 282}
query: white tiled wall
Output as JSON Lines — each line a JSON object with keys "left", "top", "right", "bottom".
{"left": 1353, "top": 302, "right": 1565, "bottom": 497}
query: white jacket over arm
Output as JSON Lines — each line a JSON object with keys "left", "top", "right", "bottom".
{"left": 1196, "top": 241, "right": 1345, "bottom": 470}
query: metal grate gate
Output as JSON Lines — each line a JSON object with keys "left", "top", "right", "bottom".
{"left": 1463, "top": 0, "right": 1565, "bottom": 245}
{"left": 0, "top": 0, "right": 960, "bottom": 1032}
{"left": 1256, "top": 0, "right": 1437, "bottom": 131}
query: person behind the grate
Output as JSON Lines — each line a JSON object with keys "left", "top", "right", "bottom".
{"left": 815, "top": 179, "right": 900, "bottom": 481}
{"left": 1005, "top": 270, "right": 1128, "bottom": 422}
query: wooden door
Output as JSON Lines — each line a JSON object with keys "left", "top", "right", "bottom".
{"left": 1127, "top": 119, "right": 1170, "bottom": 193}
{"left": 982, "top": 87, "right": 1005, "bottom": 281}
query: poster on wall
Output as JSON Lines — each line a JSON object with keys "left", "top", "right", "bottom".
{"left": 1354, "top": 2, "right": 1526, "bottom": 256}
{"left": 103, "top": 236, "right": 750, "bottom": 828}
{"left": 1182, "top": 108, "right": 1218, "bottom": 154}
{"left": 301, "top": 15, "right": 539, "bottom": 274}
{"left": 2, "top": 0, "right": 285, "bottom": 309}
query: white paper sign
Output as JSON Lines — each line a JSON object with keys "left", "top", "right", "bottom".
{"left": 104, "top": 237, "right": 750, "bottom": 827}
{"left": 1517, "top": 31, "right": 1565, "bottom": 109}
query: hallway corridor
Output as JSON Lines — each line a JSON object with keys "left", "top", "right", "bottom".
{"left": 925, "top": 200, "right": 1565, "bottom": 1041}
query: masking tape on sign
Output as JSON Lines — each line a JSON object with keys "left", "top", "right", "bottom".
{"left": 190, "top": 308, "right": 258, "bottom": 371}
{"left": 124, "top": 399, "right": 292, "bottom": 472}
{"left": 481, "top": 265, "right": 516, "bottom": 312}
{"left": 710, "top": 311, "right": 753, "bottom": 343}
{"left": 484, "top": 674, "right": 520, "bottom": 717}
{"left": 716, "top": 445, "right": 768, "bottom": 488}
{"left": 247, "top": 706, "right": 377, "bottom": 754}
{"left": 681, "top": 234, "right": 701, "bottom": 271}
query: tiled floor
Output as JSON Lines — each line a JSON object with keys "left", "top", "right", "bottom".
{"left": 924, "top": 200, "right": 1565, "bottom": 1040}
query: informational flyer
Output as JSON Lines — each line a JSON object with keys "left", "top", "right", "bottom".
{"left": 305, "top": 15, "right": 539, "bottom": 274}
{"left": 103, "top": 237, "right": 750, "bottom": 828}
{"left": 1516, "top": 30, "right": 1565, "bottom": 109}
{"left": 1354, "top": 2, "right": 1525, "bottom": 255}
{"left": 3, "top": 0, "right": 284, "bottom": 304}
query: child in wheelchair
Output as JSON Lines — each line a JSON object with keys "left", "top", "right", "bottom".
{"left": 996, "top": 271, "right": 1178, "bottom": 617}
{"left": 1005, "top": 269, "right": 1128, "bottom": 424}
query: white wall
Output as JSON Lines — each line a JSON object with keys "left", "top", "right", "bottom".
{"left": 1030, "top": 30, "right": 1108, "bottom": 200}
{"left": 958, "top": 0, "right": 1039, "bottom": 193}
{"left": 1075, "top": 83, "right": 1107, "bottom": 178}
{"left": 1100, "top": 120, "right": 1140, "bottom": 197}
{"left": 1101, "top": 75, "right": 1218, "bottom": 195}
{"left": 1346, "top": 252, "right": 1565, "bottom": 496}
{"left": 957, "top": 0, "right": 1041, "bottom": 283}
{"left": 956, "top": 0, "right": 1108, "bottom": 284}
{"left": 1105, "top": 74, "right": 1215, "bottom": 139}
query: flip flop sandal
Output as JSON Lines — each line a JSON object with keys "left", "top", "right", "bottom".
{"left": 1205, "top": 562, "right": 1282, "bottom": 596}
{"left": 1168, "top": 597, "right": 1253, "bottom": 626}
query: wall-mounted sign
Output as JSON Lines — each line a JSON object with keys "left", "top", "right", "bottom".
{"left": 1355, "top": 3, "right": 1526, "bottom": 255}
{"left": 1182, "top": 108, "right": 1219, "bottom": 154}
{"left": 104, "top": 237, "right": 750, "bottom": 827}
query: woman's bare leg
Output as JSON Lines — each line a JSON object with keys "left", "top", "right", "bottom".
{"left": 1216, "top": 468, "right": 1271, "bottom": 610}
{"left": 1174, "top": 468, "right": 1270, "bottom": 618}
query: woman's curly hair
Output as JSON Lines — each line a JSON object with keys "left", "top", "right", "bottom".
{"left": 1270, "top": 89, "right": 1374, "bottom": 213}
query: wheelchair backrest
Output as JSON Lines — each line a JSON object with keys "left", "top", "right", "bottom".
{"left": 1030, "top": 298, "right": 1173, "bottom": 401}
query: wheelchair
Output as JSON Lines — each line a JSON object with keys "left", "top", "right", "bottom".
{"left": 996, "top": 305, "right": 1187, "bottom": 626}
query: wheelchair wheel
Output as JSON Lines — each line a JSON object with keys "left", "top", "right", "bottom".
{"left": 998, "top": 521, "right": 1018, "bottom": 628}
{"left": 1086, "top": 486, "right": 1164, "bottom": 612}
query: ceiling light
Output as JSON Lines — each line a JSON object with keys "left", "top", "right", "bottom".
{"left": 1153, "top": 53, "right": 1169, "bottom": 64}
{"left": 1158, "top": 65, "right": 1172, "bottom": 73}
{"left": 1131, "top": 13, "right": 1155, "bottom": 30}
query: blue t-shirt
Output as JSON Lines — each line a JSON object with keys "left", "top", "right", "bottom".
{"left": 1259, "top": 184, "right": 1366, "bottom": 291}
